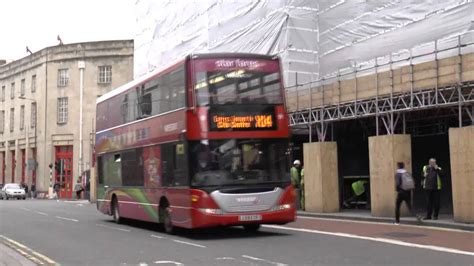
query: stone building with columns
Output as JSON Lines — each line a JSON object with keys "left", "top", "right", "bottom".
{"left": 0, "top": 40, "right": 133, "bottom": 198}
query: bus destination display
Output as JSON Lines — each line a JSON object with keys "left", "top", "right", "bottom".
{"left": 209, "top": 106, "right": 276, "bottom": 131}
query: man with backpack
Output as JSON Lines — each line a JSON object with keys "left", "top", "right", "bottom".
{"left": 394, "top": 162, "right": 420, "bottom": 224}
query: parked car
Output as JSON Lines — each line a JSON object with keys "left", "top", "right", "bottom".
{"left": 0, "top": 183, "right": 26, "bottom": 200}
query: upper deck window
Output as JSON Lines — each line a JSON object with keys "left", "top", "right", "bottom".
{"left": 193, "top": 58, "right": 283, "bottom": 106}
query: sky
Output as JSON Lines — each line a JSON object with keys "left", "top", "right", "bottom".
{"left": 0, "top": 0, "right": 136, "bottom": 61}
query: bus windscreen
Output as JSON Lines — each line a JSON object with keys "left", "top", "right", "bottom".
{"left": 190, "top": 139, "right": 290, "bottom": 188}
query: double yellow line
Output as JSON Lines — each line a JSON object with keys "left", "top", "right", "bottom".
{"left": 0, "top": 235, "right": 58, "bottom": 265}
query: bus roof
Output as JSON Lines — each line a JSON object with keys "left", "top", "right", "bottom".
{"left": 96, "top": 53, "right": 278, "bottom": 105}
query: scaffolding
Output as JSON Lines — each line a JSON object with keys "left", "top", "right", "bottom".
{"left": 287, "top": 37, "right": 474, "bottom": 141}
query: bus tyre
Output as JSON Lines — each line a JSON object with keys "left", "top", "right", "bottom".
{"left": 243, "top": 224, "right": 261, "bottom": 232}
{"left": 112, "top": 198, "right": 122, "bottom": 224}
{"left": 162, "top": 207, "right": 174, "bottom": 234}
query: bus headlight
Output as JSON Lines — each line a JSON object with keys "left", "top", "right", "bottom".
{"left": 271, "top": 204, "right": 292, "bottom": 211}
{"left": 199, "top": 208, "right": 223, "bottom": 215}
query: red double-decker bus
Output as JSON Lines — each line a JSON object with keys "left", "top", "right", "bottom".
{"left": 95, "top": 53, "right": 295, "bottom": 233}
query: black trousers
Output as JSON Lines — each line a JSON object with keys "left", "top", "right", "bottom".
{"left": 395, "top": 191, "right": 413, "bottom": 223}
{"left": 425, "top": 189, "right": 441, "bottom": 218}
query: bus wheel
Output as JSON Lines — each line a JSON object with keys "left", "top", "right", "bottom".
{"left": 243, "top": 224, "right": 260, "bottom": 232}
{"left": 112, "top": 197, "right": 122, "bottom": 224}
{"left": 162, "top": 207, "right": 174, "bottom": 234}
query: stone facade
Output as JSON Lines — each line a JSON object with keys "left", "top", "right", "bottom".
{"left": 0, "top": 40, "right": 133, "bottom": 195}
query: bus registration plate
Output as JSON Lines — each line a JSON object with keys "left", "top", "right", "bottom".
{"left": 239, "top": 215, "right": 262, "bottom": 221}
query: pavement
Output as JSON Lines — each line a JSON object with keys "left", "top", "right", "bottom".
{"left": 298, "top": 209, "right": 474, "bottom": 232}
{"left": 0, "top": 199, "right": 473, "bottom": 265}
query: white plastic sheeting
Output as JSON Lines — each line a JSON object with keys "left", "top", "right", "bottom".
{"left": 134, "top": 0, "right": 474, "bottom": 87}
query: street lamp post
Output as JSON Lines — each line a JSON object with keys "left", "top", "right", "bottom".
{"left": 18, "top": 96, "right": 37, "bottom": 188}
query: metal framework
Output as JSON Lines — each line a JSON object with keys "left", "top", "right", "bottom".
{"left": 290, "top": 83, "right": 474, "bottom": 137}
{"left": 290, "top": 83, "right": 474, "bottom": 125}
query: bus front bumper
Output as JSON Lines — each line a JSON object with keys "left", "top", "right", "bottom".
{"left": 190, "top": 207, "right": 296, "bottom": 228}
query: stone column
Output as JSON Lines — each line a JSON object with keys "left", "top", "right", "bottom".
{"left": 369, "top": 135, "right": 411, "bottom": 217}
{"left": 303, "top": 142, "right": 339, "bottom": 213}
{"left": 449, "top": 126, "right": 474, "bottom": 223}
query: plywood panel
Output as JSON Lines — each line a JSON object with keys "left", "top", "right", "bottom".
{"left": 438, "top": 75, "right": 459, "bottom": 85}
{"left": 357, "top": 75, "right": 376, "bottom": 92}
{"left": 414, "top": 79, "right": 437, "bottom": 90}
{"left": 378, "top": 72, "right": 392, "bottom": 87}
{"left": 288, "top": 53, "right": 474, "bottom": 112}
{"left": 413, "top": 69, "right": 437, "bottom": 81}
{"left": 369, "top": 135, "right": 411, "bottom": 217}
{"left": 439, "top": 65, "right": 457, "bottom": 76}
{"left": 449, "top": 126, "right": 474, "bottom": 223}
{"left": 462, "top": 70, "right": 474, "bottom": 82}
{"left": 413, "top": 61, "right": 437, "bottom": 72}
{"left": 439, "top": 57, "right": 460, "bottom": 67}
{"left": 303, "top": 142, "right": 339, "bottom": 213}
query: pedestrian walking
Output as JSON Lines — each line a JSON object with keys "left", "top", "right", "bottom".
{"left": 290, "top": 160, "right": 302, "bottom": 209}
{"left": 74, "top": 178, "right": 84, "bottom": 200}
{"left": 30, "top": 183, "right": 36, "bottom": 199}
{"left": 394, "top": 162, "right": 420, "bottom": 224}
{"left": 300, "top": 168, "right": 305, "bottom": 211}
{"left": 24, "top": 183, "right": 29, "bottom": 196}
{"left": 422, "top": 158, "right": 443, "bottom": 220}
{"left": 53, "top": 181, "right": 60, "bottom": 199}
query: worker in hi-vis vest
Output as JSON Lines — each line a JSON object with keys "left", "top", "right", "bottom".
{"left": 300, "top": 168, "right": 305, "bottom": 211}
{"left": 422, "top": 158, "right": 443, "bottom": 220}
{"left": 290, "top": 160, "right": 303, "bottom": 209}
{"left": 343, "top": 180, "right": 368, "bottom": 208}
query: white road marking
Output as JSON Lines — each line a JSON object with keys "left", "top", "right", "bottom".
{"left": 20, "top": 207, "right": 31, "bottom": 211}
{"left": 263, "top": 225, "right": 474, "bottom": 256}
{"left": 95, "top": 223, "right": 131, "bottom": 232}
{"left": 63, "top": 200, "right": 89, "bottom": 203}
{"left": 216, "top": 257, "right": 236, "bottom": 260}
{"left": 154, "top": 261, "right": 183, "bottom": 265}
{"left": 151, "top": 234, "right": 165, "bottom": 239}
{"left": 242, "top": 255, "right": 288, "bottom": 266}
{"left": 55, "top": 216, "right": 79, "bottom": 222}
{"left": 297, "top": 215, "right": 474, "bottom": 233}
{"left": 172, "top": 239, "right": 206, "bottom": 248}
{"left": 35, "top": 211, "right": 48, "bottom": 216}
{"left": 216, "top": 257, "right": 253, "bottom": 265}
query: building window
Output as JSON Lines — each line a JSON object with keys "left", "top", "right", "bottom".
{"left": 31, "top": 75, "right": 36, "bottom": 93}
{"left": 10, "top": 108, "right": 14, "bottom": 132}
{"left": 1, "top": 86, "right": 4, "bottom": 102}
{"left": 0, "top": 110, "right": 4, "bottom": 133}
{"left": 98, "top": 66, "right": 112, "bottom": 84}
{"left": 20, "top": 105, "right": 25, "bottom": 131}
{"left": 20, "top": 79, "right": 25, "bottom": 96}
{"left": 31, "top": 102, "right": 37, "bottom": 128}
{"left": 58, "top": 69, "right": 69, "bottom": 87}
{"left": 57, "top": 97, "right": 68, "bottom": 124}
{"left": 10, "top": 82, "right": 15, "bottom": 99}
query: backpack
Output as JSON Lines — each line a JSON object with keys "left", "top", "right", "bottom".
{"left": 401, "top": 172, "right": 415, "bottom": 190}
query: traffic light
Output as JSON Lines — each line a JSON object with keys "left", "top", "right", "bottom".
{"left": 55, "top": 161, "right": 60, "bottom": 172}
